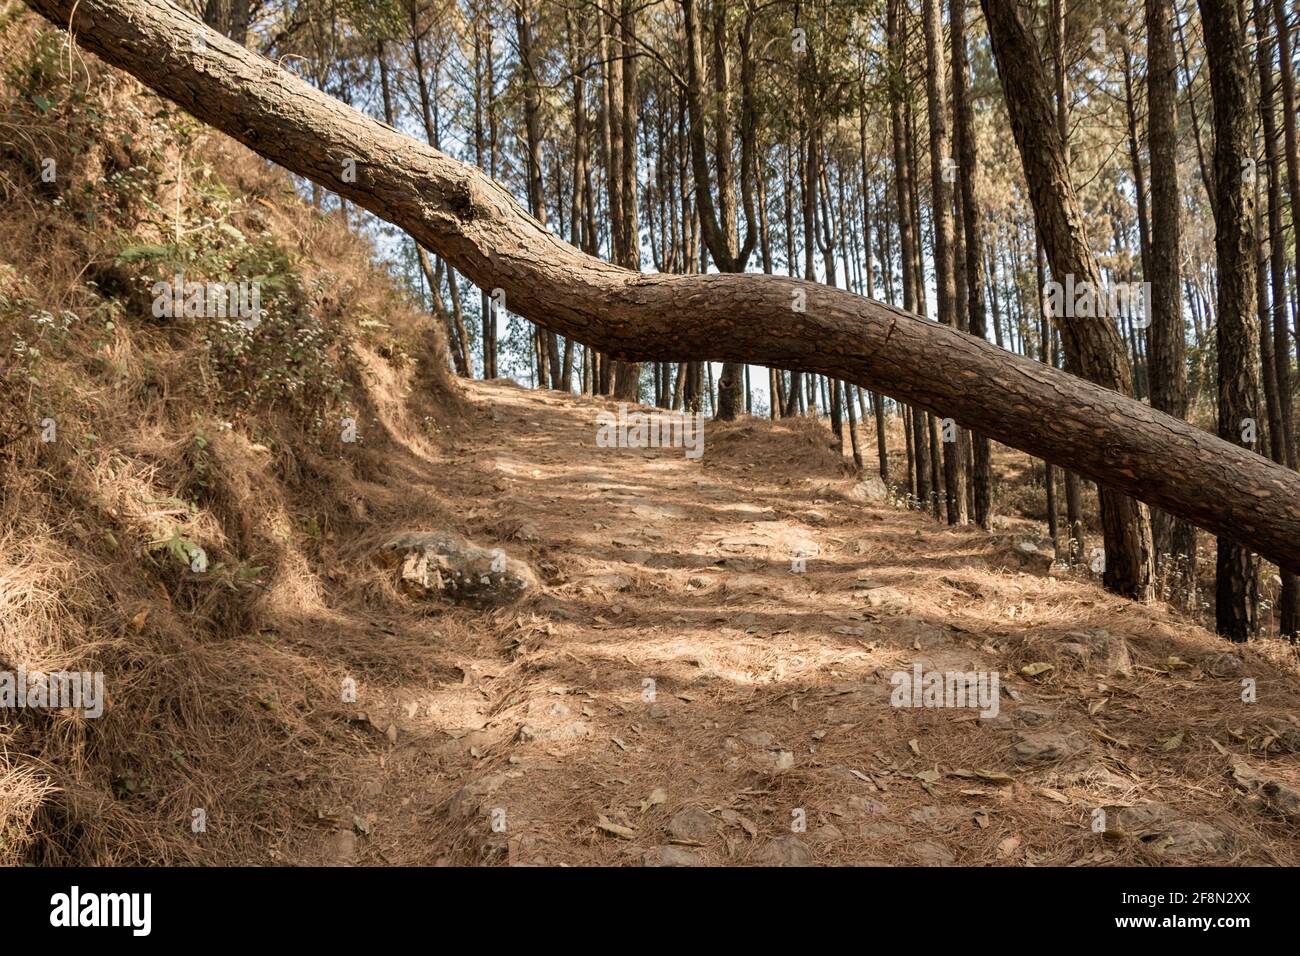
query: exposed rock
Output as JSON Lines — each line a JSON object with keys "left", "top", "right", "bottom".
{"left": 994, "top": 538, "right": 1055, "bottom": 574}
{"left": 754, "top": 749, "right": 795, "bottom": 771}
{"left": 848, "top": 795, "right": 888, "bottom": 814}
{"left": 859, "top": 821, "right": 907, "bottom": 839}
{"left": 735, "top": 729, "right": 776, "bottom": 749}
{"left": 542, "top": 720, "right": 592, "bottom": 742}
{"left": 909, "top": 805, "right": 940, "bottom": 826}
{"left": 1012, "top": 707, "right": 1054, "bottom": 727}
{"left": 325, "top": 829, "right": 358, "bottom": 865}
{"left": 584, "top": 572, "right": 632, "bottom": 592}
{"left": 1011, "top": 730, "right": 1088, "bottom": 766}
{"left": 1203, "top": 652, "right": 1244, "bottom": 677}
{"left": 509, "top": 520, "right": 542, "bottom": 542}
{"left": 1059, "top": 643, "right": 1091, "bottom": 665}
{"left": 642, "top": 845, "right": 702, "bottom": 867}
{"left": 448, "top": 772, "right": 508, "bottom": 819}
{"left": 666, "top": 807, "right": 717, "bottom": 844}
{"left": 1232, "top": 761, "right": 1300, "bottom": 820}
{"left": 908, "top": 841, "right": 955, "bottom": 866}
{"left": 1261, "top": 716, "right": 1300, "bottom": 753}
{"left": 1060, "top": 630, "right": 1132, "bottom": 678}
{"left": 809, "top": 823, "right": 845, "bottom": 843}
{"left": 1257, "top": 780, "right": 1300, "bottom": 820}
{"left": 860, "top": 586, "right": 909, "bottom": 608}
{"left": 378, "top": 531, "right": 537, "bottom": 607}
{"left": 1103, "top": 802, "right": 1231, "bottom": 858}
{"left": 507, "top": 832, "right": 547, "bottom": 866}
{"left": 847, "top": 477, "right": 889, "bottom": 503}
{"left": 753, "top": 835, "right": 814, "bottom": 866}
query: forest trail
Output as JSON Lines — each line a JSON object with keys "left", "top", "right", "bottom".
{"left": 285, "top": 380, "right": 1300, "bottom": 867}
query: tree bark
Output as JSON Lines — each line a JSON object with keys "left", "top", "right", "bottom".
{"left": 30, "top": 0, "right": 1300, "bottom": 579}
{"left": 1272, "top": 0, "right": 1300, "bottom": 375}
{"left": 982, "top": 0, "right": 1155, "bottom": 600}
{"left": 1199, "top": 0, "right": 1262, "bottom": 640}
{"left": 515, "top": 0, "right": 563, "bottom": 390}
{"left": 923, "top": 0, "right": 967, "bottom": 524}
{"left": 682, "top": 0, "right": 755, "bottom": 420}
{"left": 1145, "top": 0, "right": 1197, "bottom": 600}
{"left": 888, "top": 0, "right": 931, "bottom": 511}
{"left": 951, "top": 0, "right": 992, "bottom": 529}
{"left": 1267, "top": 0, "right": 1300, "bottom": 636}
{"left": 612, "top": 0, "right": 642, "bottom": 399}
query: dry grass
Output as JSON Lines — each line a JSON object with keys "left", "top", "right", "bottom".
{"left": 0, "top": 16, "right": 467, "bottom": 864}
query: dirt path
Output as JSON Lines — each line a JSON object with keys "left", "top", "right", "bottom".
{"left": 292, "top": 380, "right": 1300, "bottom": 867}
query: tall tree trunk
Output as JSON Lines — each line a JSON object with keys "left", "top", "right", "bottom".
{"left": 1272, "top": 0, "right": 1300, "bottom": 371}
{"left": 1037, "top": 240, "right": 1060, "bottom": 547}
{"left": 516, "top": 0, "right": 563, "bottom": 390}
{"left": 1256, "top": 0, "right": 1299, "bottom": 637}
{"left": 1200, "top": 0, "right": 1262, "bottom": 640}
{"left": 203, "top": 0, "right": 247, "bottom": 43}
{"left": 982, "top": 0, "right": 1156, "bottom": 600}
{"left": 1268, "top": 0, "right": 1300, "bottom": 636}
{"left": 476, "top": 15, "right": 498, "bottom": 378}
{"left": 1145, "top": 0, "right": 1197, "bottom": 602}
{"left": 609, "top": 0, "right": 641, "bottom": 400}
{"left": 923, "top": 0, "right": 967, "bottom": 524}
{"left": 952, "top": 0, "right": 992, "bottom": 527}
{"left": 889, "top": 0, "right": 930, "bottom": 510}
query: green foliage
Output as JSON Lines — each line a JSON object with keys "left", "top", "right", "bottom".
{"left": 149, "top": 525, "right": 205, "bottom": 569}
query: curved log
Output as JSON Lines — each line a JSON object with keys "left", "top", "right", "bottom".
{"left": 22, "top": 0, "right": 1300, "bottom": 575}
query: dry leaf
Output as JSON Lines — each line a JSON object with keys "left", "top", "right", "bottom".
{"left": 720, "top": 808, "right": 759, "bottom": 837}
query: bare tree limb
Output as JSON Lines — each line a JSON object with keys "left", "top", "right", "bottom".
{"left": 21, "top": 0, "right": 1300, "bottom": 576}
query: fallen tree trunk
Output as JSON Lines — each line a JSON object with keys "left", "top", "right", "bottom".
{"left": 23, "top": 0, "right": 1300, "bottom": 576}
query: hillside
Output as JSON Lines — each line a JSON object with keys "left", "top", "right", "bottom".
{"left": 0, "top": 21, "right": 462, "bottom": 863}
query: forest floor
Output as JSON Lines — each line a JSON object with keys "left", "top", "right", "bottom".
{"left": 281, "top": 379, "right": 1300, "bottom": 867}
